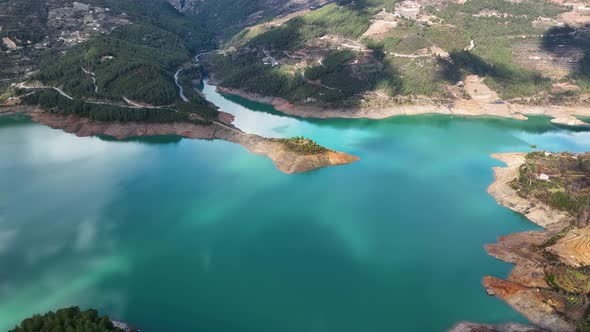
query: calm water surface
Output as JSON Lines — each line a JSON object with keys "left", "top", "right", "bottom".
{"left": 1, "top": 82, "right": 590, "bottom": 331}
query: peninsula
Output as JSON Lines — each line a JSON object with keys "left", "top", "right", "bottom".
{"left": 478, "top": 152, "right": 590, "bottom": 331}
{"left": 1, "top": 105, "right": 358, "bottom": 174}
{"left": 0, "top": 0, "right": 359, "bottom": 174}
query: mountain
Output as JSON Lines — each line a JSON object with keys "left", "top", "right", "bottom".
{"left": 2, "top": 0, "right": 589, "bottom": 116}
{"left": 206, "top": 0, "right": 590, "bottom": 111}
{"left": 1, "top": 0, "right": 216, "bottom": 122}
{"left": 167, "top": 0, "right": 332, "bottom": 29}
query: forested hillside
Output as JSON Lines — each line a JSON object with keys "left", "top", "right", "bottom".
{"left": 9, "top": 307, "right": 136, "bottom": 332}
{"left": 207, "top": 0, "right": 590, "bottom": 109}
{"left": 3, "top": 0, "right": 219, "bottom": 124}
{"left": 168, "top": 0, "right": 331, "bottom": 33}
{"left": 35, "top": 24, "right": 191, "bottom": 106}
{"left": 3, "top": 0, "right": 590, "bottom": 120}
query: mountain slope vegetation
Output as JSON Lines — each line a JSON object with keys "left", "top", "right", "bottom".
{"left": 3, "top": 0, "right": 590, "bottom": 120}
{"left": 206, "top": 0, "right": 589, "bottom": 109}
{"left": 5, "top": 0, "right": 218, "bottom": 123}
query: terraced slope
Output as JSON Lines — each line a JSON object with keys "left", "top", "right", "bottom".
{"left": 549, "top": 227, "right": 590, "bottom": 267}
{"left": 206, "top": 0, "right": 590, "bottom": 113}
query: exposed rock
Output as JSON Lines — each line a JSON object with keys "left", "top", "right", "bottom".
{"left": 486, "top": 230, "right": 552, "bottom": 288}
{"left": 464, "top": 75, "right": 499, "bottom": 102}
{"left": 487, "top": 153, "right": 572, "bottom": 228}
{"left": 557, "top": 2, "right": 590, "bottom": 27}
{"left": 111, "top": 320, "right": 137, "bottom": 332}
{"left": 2, "top": 37, "right": 17, "bottom": 49}
{"left": 480, "top": 153, "right": 589, "bottom": 332}
{"left": 395, "top": 1, "right": 422, "bottom": 20}
{"left": 449, "top": 321, "right": 545, "bottom": 332}
{"left": 483, "top": 277, "right": 575, "bottom": 332}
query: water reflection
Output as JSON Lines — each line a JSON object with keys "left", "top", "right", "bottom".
{"left": 2, "top": 88, "right": 590, "bottom": 331}
{"left": 0, "top": 122, "right": 148, "bottom": 326}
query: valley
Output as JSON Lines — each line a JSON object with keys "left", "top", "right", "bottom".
{"left": 2, "top": 0, "right": 590, "bottom": 331}
{"left": 0, "top": 0, "right": 358, "bottom": 174}
{"left": 207, "top": 0, "right": 590, "bottom": 123}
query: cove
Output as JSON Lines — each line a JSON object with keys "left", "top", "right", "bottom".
{"left": 2, "top": 82, "right": 590, "bottom": 331}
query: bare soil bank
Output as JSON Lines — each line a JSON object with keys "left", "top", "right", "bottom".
{"left": 482, "top": 153, "right": 580, "bottom": 332}
{"left": 216, "top": 86, "right": 590, "bottom": 126}
{"left": 26, "top": 110, "right": 359, "bottom": 174}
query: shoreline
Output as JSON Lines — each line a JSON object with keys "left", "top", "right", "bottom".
{"left": 0, "top": 105, "right": 37, "bottom": 116}
{"left": 215, "top": 86, "right": 590, "bottom": 126}
{"left": 482, "top": 153, "right": 577, "bottom": 332}
{"left": 23, "top": 109, "right": 358, "bottom": 174}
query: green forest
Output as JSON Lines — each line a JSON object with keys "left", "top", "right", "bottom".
{"left": 272, "top": 136, "right": 330, "bottom": 155}
{"left": 102, "top": 0, "right": 213, "bottom": 52}
{"left": 35, "top": 23, "right": 189, "bottom": 105}
{"left": 9, "top": 307, "right": 133, "bottom": 332}
{"left": 23, "top": 0, "right": 219, "bottom": 123}
{"left": 211, "top": 0, "right": 585, "bottom": 104}
{"left": 22, "top": 89, "right": 213, "bottom": 124}
{"left": 10, "top": 0, "right": 590, "bottom": 119}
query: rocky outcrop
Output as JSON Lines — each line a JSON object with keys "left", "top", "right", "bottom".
{"left": 480, "top": 153, "right": 582, "bottom": 332}
{"left": 483, "top": 277, "right": 575, "bottom": 332}
{"left": 449, "top": 322, "right": 545, "bottom": 332}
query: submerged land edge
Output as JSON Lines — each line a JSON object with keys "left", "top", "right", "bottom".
{"left": 215, "top": 85, "right": 590, "bottom": 127}
{"left": 0, "top": 106, "right": 359, "bottom": 174}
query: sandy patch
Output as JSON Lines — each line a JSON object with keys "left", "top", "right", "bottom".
{"left": 362, "top": 20, "right": 398, "bottom": 37}
{"left": 2, "top": 37, "right": 17, "bottom": 49}
{"left": 464, "top": 75, "right": 499, "bottom": 102}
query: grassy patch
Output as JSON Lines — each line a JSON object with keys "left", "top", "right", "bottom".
{"left": 273, "top": 136, "right": 330, "bottom": 155}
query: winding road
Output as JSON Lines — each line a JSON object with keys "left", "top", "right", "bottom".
{"left": 174, "top": 69, "right": 189, "bottom": 102}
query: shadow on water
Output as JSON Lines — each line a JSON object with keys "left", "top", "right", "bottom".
{"left": 0, "top": 113, "right": 35, "bottom": 128}
{"left": 96, "top": 135, "right": 183, "bottom": 145}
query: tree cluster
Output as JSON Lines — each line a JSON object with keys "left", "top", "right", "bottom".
{"left": 9, "top": 307, "right": 131, "bottom": 332}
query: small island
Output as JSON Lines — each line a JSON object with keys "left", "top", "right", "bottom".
{"left": 481, "top": 152, "right": 590, "bottom": 332}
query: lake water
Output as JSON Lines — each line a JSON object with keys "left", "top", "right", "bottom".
{"left": 1, "top": 81, "right": 590, "bottom": 331}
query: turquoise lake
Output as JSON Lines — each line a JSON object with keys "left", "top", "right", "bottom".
{"left": 2, "top": 81, "right": 590, "bottom": 331}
